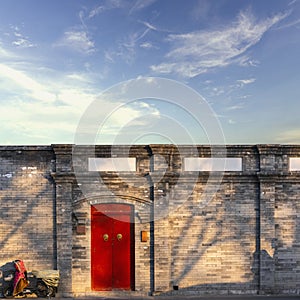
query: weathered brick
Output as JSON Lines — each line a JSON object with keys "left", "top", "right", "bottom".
{"left": 1, "top": 144, "right": 300, "bottom": 296}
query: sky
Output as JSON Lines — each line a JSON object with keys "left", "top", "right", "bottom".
{"left": 0, "top": 0, "right": 300, "bottom": 145}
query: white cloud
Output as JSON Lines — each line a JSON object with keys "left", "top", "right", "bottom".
{"left": 0, "top": 64, "right": 56, "bottom": 103}
{"left": 275, "top": 129, "right": 300, "bottom": 143}
{"left": 12, "top": 28, "right": 35, "bottom": 48}
{"left": 0, "top": 102, "right": 80, "bottom": 144}
{"left": 58, "top": 87, "right": 95, "bottom": 109}
{"left": 118, "top": 34, "right": 137, "bottom": 63}
{"left": 56, "top": 30, "right": 95, "bottom": 54}
{"left": 0, "top": 62, "right": 163, "bottom": 144}
{"left": 288, "top": 0, "right": 298, "bottom": 6}
{"left": 66, "top": 73, "right": 92, "bottom": 83}
{"left": 226, "top": 104, "right": 244, "bottom": 111}
{"left": 113, "top": 30, "right": 147, "bottom": 63}
{"left": 88, "top": 0, "right": 125, "bottom": 18}
{"left": 0, "top": 64, "right": 100, "bottom": 144}
{"left": 276, "top": 18, "right": 300, "bottom": 30}
{"left": 236, "top": 56, "right": 260, "bottom": 67}
{"left": 104, "top": 19, "right": 158, "bottom": 63}
{"left": 237, "top": 78, "right": 256, "bottom": 84}
{"left": 129, "top": 0, "right": 157, "bottom": 14}
{"left": 140, "top": 21, "right": 158, "bottom": 31}
{"left": 237, "top": 78, "right": 256, "bottom": 86}
{"left": 88, "top": 6, "right": 105, "bottom": 18}
{"left": 104, "top": 50, "right": 115, "bottom": 62}
{"left": 140, "top": 41, "right": 156, "bottom": 49}
{"left": 0, "top": 41, "right": 17, "bottom": 59}
{"left": 12, "top": 38, "right": 35, "bottom": 48}
{"left": 151, "top": 10, "right": 288, "bottom": 78}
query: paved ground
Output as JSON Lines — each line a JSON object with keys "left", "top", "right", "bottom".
{"left": 47, "top": 295, "right": 300, "bottom": 300}
{"left": 76, "top": 296, "right": 300, "bottom": 300}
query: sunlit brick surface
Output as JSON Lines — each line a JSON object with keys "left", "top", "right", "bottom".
{"left": 1, "top": 145, "right": 300, "bottom": 296}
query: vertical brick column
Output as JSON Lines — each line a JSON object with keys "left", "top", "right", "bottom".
{"left": 258, "top": 178, "right": 276, "bottom": 293}
{"left": 54, "top": 177, "right": 73, "bottom": 296}
{"left": 154, "top": 203, "right": 170, "bottom": 292}
{"left": 52, "top": 145, "right": 74, "bottom": 296}
{"left": 152, "top": 146, "right": 171, "bottom": 293}
{"left": 257, "top": 145, "right": 277, "bottom": 294}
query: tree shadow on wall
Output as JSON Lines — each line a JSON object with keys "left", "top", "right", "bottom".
{"left": 163, "top": 187, "right": 260, "bottom": 295}
{"left": 0, "top": 169, "right": 55, "bottom": 269}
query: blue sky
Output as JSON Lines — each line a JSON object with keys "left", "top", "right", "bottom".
{"left": 0, "top": 0, "right": 300, "bottom": 145}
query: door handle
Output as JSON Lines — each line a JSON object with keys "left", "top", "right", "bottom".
{"left": 117, "top": 233, "right": 123, "bottom": 241}
{"left": 103, "top": 234, "right": 109, "bottom": 241}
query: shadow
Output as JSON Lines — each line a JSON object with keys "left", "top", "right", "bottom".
{"left": 0, "top": 162, "right": 56, "bottom": 269}
{"left": 163, "top": 180, "right": 260, "bottom": 295}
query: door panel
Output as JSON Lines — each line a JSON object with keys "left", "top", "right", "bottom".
{"left": 91, "top": 211, "right": 112, "bottom": 290}
{"left": 112, "top": 217, "right": 131, "bottom": 289}
{"left": 91, "top": 204, "right": 134, "bottom": 291}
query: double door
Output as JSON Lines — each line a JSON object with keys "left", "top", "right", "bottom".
{"left": 91, "top": 204, "right": 134, "bottom": 290}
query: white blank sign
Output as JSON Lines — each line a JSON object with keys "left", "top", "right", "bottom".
{"left": 88, "top": 158, "right": 136, "bottom": 172}
{"left": 289, "top": 158, "right": 300, "bottom": 171}
{"left": 184, "top": 157, "right": 242, "bottom": 171}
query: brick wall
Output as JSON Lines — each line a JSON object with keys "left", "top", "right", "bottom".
{"left": 1, "top": 144, "right": 300, "bottom": 296}
{"left": 0, "top": 146, "right": 55, "bottom": 270}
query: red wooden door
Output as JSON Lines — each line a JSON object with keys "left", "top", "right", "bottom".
{"left": 91, "top": 204, "right": 134, "bottom": 291}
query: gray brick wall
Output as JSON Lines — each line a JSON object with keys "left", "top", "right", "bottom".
{"left": 1, "top": 144, "right": 300, "bottom": 296}
{"left": 0, "top": 146, "right": 55, "bottom": 270}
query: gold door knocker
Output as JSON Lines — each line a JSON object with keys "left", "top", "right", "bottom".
{"left": 103, "top": 234, "right": 109, "bottom": 241}
{"left": 117, "top": 233, "right": 123, "bottom": 241}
